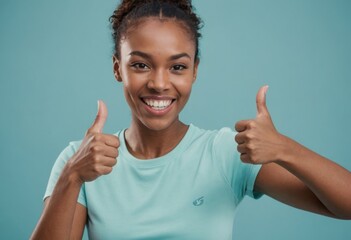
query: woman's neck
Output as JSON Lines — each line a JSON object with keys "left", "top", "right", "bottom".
{"left": 124, "top": 119, "right": 188, "bottom": 160}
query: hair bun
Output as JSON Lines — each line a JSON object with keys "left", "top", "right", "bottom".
{"left": 110, "top": 0, "right": 202, "bottom": 60}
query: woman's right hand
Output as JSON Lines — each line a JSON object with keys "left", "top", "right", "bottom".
{"left": 66, "top": 100, "right": 120, "bottom": 184}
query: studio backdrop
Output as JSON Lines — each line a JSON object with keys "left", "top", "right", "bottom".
{"left": 0, "top": 0, "right": 350, "bottom": 239}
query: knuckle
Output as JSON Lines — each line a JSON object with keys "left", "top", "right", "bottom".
{"left": 247, "top": 121, "right": 256, "bottom": 129}
{"left": 92, "top": 155, "right": 100, "bottom": 163}
{"left": 246, "top": 142, "right": 254, "bottom": 151}
{"left": 106, "top": 135, "right": 120, "bottom": 148}
{"left": 93, "top": 165, "right": 100, "bottom": 173}
{"left": 104, "top": 167, "right": 113, "bottom": 175}
{"left": 93, "top": 134, "right": 103, "bottom": 142}
{"left": 91, "top": 145, "right": 101, "bottom": 153}
{"left": 251, "top": 156, "right": 259, "bottom": 164}
{"left": 245, "top": 131, "right": 255, "bottom": 141}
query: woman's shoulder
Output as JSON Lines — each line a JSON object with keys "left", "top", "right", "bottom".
{"left": 186, "top": 124, "right": 236, "bottom": 151}
{"left": 190, "top": 124, "right": 235, "bottom": 140}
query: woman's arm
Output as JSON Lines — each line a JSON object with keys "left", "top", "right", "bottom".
{"left": 235, "top": 86, "right": 351, "bottom": 219}
{"left": 31, "top": 101, "right": 119, "bottom": 239}
{"left": 31, "top": 171, "right": 87, "bottom": 240}
{"left": 255, "top": 152, "right": 351, "bottom": 219}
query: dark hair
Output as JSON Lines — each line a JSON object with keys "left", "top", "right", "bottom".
{"left": 109, "top": 0, "right": 203, "bottom": 61}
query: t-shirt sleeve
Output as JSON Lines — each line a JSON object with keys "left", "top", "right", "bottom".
{"left": 43, "top": 141, "right": 87, "bottom": 207}
{"left": 212, "top": 127, "right": 263, "bottom": 204}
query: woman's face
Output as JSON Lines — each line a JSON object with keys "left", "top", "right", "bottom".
{"left": 114, "top": 18, "right": 199, "bottom": 131}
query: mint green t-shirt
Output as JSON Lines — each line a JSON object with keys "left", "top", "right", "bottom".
{"left": 44, "top": 124, "right": 262, "bottom": 239}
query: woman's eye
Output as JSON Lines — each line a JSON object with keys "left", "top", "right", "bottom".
{"left": 171, "top": 65, "right": 187, "bottom": 71}
{"left": 131, "top": 63, "right": 149, "bottom": 70}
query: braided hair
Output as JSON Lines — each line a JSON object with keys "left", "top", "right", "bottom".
{"left": 109, "top": 0, "right": 203, "bottom": 61}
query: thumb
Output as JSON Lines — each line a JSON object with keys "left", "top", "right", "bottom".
{"left": 88, "top": 100, "right": 108, "bottom": 134}
{"left": 256, "top": 85, "right": 269, "bottom": 116}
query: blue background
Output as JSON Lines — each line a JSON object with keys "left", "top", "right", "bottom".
{"left": 1, "top": 0, "right": 350, "bottom": 239}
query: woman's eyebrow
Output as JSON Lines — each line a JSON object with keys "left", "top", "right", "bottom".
{"left": 129, "top": 51, "right": 191, "bottom": 61}
{"left": 168, "top": 53, "right": 191, "bottom": 61}
{"left": 129, "top": 51, "right": 151, "bottom": 60}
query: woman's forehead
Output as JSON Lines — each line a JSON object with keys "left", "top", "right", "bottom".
{"left": 120, "top": 18, "right": 196, "bottom": 59}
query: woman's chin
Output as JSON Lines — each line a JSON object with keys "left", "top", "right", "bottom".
{"left": 138, "top": 118, "right": 181, "bottom": 132}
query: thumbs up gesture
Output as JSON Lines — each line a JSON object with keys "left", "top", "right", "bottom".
{"left": 235, "top": 86, "right": 285, "bottom": 164}
{"left": 67, "top": 100, "right": 120, "bottom": 183}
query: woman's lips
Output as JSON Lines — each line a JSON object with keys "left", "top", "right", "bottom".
{"left": 141, "top": 97, "right": 175, "bottom": 115}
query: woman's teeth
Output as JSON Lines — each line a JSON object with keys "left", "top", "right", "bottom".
{"left": 144, "top": 99, "right": 172, "bottom": 110}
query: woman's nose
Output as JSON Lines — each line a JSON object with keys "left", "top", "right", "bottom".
{"left": 147, "top": 69, "right": 170, "bottom": 92}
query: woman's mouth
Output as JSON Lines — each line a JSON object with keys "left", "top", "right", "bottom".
{"left": 143, "top": 99, "right": 173, "bottom": 110}
{"left": 141, "top": 97, "right": 175, "bottom": 115}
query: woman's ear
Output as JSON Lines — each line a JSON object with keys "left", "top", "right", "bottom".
{"left": 112, "top": 55, "right": 122, "bottom": 82}
{"left": 192, "top": 59, "right": 200, "bottom": 83}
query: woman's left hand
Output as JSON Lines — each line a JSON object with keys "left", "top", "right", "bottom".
{"left": 237, "top": 86, "right": 351, "bottom": 219}
{"left": 234, "top": 85, "right": 287, "bottom": 164}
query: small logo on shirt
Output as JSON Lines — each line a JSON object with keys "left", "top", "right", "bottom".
{"left": 193, "top": 196, "right": 204, "bottom": 206}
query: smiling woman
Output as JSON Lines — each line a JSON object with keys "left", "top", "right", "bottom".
{"left": 29, "top": 0, "right": 351, "bottom": 239}
{"left": 114, "top": 18, "right": 198, "bottom": 134}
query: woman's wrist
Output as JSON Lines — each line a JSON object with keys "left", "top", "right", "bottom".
{"left": 275, "top": 134, "right": 303, "bottom": 166}
{"left": 60, "top": 162, "right": 84, "bottom": 188}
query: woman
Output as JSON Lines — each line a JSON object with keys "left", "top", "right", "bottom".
{"left": 31, "top": 0, "right": 351, "bottom": 239}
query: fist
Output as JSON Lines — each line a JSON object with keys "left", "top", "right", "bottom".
{"left": 234, "top": 86, "right": 285, "bottom": 164}
{"left": 67, "top": 100, "right": 120, "bottom": 183}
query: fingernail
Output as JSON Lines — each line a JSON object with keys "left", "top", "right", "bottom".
{"left": 265, "top": 85, "right": 269, "bottom": 95}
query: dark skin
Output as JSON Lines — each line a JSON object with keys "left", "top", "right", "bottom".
{"left": 31, "top": 17, "right": 351, "bottom": 240}
{"left": 237, "top": 86, "right": 351, "bottom": 218}
{"left": 114, "top": 19, "right": 198, "bottom": 159}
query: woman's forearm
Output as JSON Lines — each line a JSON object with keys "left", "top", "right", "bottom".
{"left": 277, "top": 136, "right": 351, "bottom": 219}
{"left": 235, "top": 86, "right": 351, "bottom": 219}
{"left": 30, "top": 164, "right": 83, "bottom": 240}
